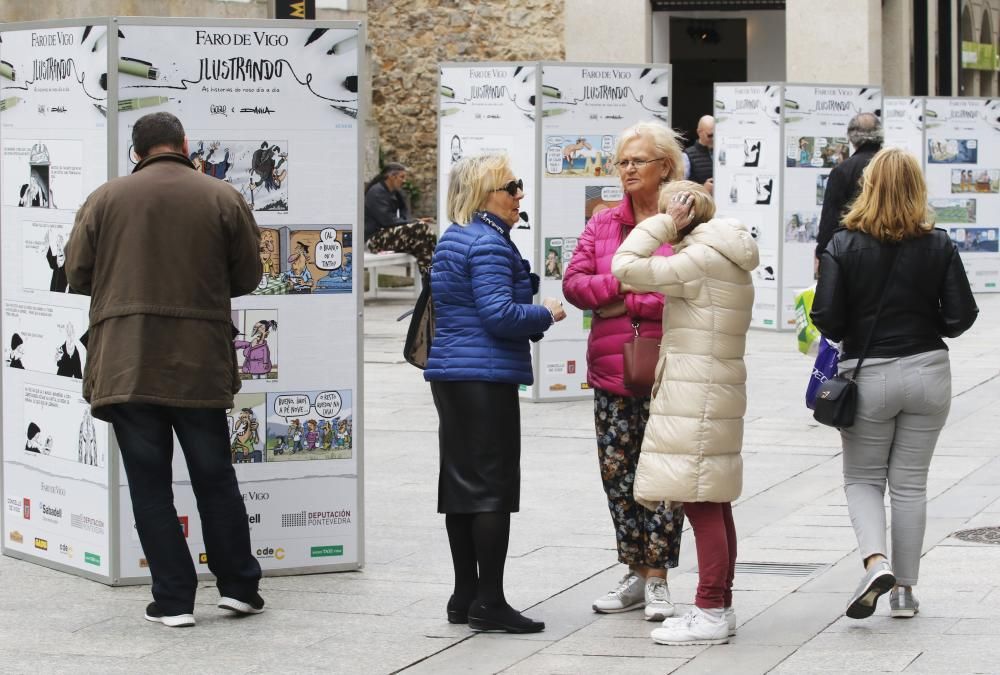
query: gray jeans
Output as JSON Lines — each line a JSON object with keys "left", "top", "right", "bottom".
{"left": 838, "top": 349, "right": 951, "bottom": 586}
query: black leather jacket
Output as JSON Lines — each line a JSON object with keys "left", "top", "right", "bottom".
{"left": 811, "top": 228, "right": 978, "bottom": 360}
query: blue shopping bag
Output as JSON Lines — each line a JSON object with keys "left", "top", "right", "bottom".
{"left": 805, "top": 338, "right": 840, "bottom": 410}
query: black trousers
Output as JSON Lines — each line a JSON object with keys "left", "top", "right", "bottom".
{"left": 106, "top": 403, "right": 261, "bottom": 615}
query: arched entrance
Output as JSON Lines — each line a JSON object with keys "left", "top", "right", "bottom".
{"left": 962, "top": 3, "right": 976, "bottom": 95}
{"left": 980, "top": 8, "right": 995, "bottom": 96}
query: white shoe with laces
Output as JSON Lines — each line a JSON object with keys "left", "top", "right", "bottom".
{"left": 643, "top": 577, "right": 675, "bottom": 621}
{"left": 592, "top": 572, "right": 645, "bottom": 613}
{"left": 651, "top": 608, "right": 729, "bottom": 646}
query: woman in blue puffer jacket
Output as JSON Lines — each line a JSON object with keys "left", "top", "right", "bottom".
{"left": 425, "top": 153, "right": 566, "bottom": 634}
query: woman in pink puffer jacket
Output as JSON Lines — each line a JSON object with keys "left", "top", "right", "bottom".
{"left": 563, "top": 122, "right": 686, "bottom": 623}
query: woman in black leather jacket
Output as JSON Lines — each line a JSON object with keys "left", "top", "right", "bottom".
{"left": 812, "top": 147, "right": 978, "bottom": 622}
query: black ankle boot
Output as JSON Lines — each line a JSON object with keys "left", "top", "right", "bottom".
{"left": 467, "top": 600, "right": 545, "bottom": 634}
{"left": 446, "top": 595, "right": 471, "bottom": 624}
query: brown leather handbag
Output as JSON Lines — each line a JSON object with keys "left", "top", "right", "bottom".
{"left": 622, "top": 320, "right": 659, "bottom": 396}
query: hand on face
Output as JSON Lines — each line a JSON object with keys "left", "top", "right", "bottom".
{"left": 666, "top": 192, "right": 696, "bottom": 231}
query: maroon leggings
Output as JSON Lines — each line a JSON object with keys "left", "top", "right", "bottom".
{"left": 683, "top": 501, "right": 737, "bottom": 609}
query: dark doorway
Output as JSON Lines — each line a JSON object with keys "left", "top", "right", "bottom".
{"left": 669, "top": 18, "right": 747, "bottom": 148}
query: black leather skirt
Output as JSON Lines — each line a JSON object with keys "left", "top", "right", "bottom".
{"left": 430, "top": 380, "right": 521, "bottom": 514}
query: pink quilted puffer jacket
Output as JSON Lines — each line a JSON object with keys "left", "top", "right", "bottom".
{"left": 563, "top": 196, "right": 671, "bottom": 397}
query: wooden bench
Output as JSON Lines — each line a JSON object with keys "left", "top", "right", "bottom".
{"left": 364, "top": 250, "right": 421, "bottom": 299}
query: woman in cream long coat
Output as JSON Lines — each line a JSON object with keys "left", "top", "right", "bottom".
{"left": 612, "top": 180, "right": 758, "bottom": 647}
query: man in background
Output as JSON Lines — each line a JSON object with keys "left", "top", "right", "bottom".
{"left": 815, "top": 112, "right": 884, "bottom": 271}
{"left": 683, "top": 115, "right": 715, "bottom": 195}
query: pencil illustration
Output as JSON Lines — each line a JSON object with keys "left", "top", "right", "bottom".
{"left": 118, "top": 96, "right": 170, "bottom": 112}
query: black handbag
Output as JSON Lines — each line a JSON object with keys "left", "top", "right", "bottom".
{"left": 813, "top": 247, "right": 900, "bottom": 429}
{"left": 398, "top": 270, "right": 434, "bottom": 370}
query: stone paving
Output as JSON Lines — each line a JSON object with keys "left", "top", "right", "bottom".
{"left": 1, "top": 292, "right": 999, "bottom": 674}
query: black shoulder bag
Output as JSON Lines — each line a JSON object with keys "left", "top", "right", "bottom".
{"left": 398, "top": 269, "right": 434, "bottom": 370}
{"left": 813, "top": 246, "right": 900, "bottom": 429}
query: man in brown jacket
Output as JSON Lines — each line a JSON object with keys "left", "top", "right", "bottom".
{"left": 66, "top": 112, "right": 264, "bottom": 628}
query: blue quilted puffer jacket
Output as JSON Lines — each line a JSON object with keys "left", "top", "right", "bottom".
{"left": 424, "top": 213, "right": 552, "bottom": 384}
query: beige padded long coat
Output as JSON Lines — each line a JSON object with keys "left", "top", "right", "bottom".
{"left": 612, "top": 214, "right": 759, "bottom": 506}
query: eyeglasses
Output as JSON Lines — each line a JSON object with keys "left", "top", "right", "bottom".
{"left": 494, "top": 179, "right": 523, "bottom": 196}
{"left": 615, "top": 157, "right": 666, "bottom": 170}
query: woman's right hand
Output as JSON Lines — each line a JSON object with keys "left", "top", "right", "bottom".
{"left": 542, "top": 297, "right": 567, "bottom": 322}
{"left": 665, "top": 191, "right": 695, "bottom": 231}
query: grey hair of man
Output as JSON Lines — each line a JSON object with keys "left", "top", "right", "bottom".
{"left": 847, "top": 112, "right": 884, "bottom": 149}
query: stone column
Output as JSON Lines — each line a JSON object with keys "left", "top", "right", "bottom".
{"left": 882, "top": 0, "right": 913, "bottom": 95}
{"left": 564, "top": 0, "right": 651, "bottom": 62}
{"left": 785, "top": 0, "right": 882, "bottom": 85}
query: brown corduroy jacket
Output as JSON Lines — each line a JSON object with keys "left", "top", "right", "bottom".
{"left": 66, "top": 151, "right": 262, "bottom": 420}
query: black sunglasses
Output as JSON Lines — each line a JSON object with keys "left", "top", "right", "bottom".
{"left": 494, "top": 179, "right": 523, "bottom": 196}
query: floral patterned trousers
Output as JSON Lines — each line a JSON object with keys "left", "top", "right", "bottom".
{"left": 367, "top": 221, "right": 437, "bottom": 275}
{"left": 594, "top": 388, "right": 685, "bottom": 569}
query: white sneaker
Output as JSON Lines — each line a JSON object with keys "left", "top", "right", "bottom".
{"left": 592, "top": 572, "right": 645, "bottom": 613}
{"left": 651, "top": 608, "right": 729, "bottom": 646}
{"left": 725, "top": 607, "right": 736, "bottom": 636}
{"left": 643, "top": 577, "right": 675, "bottom": 621}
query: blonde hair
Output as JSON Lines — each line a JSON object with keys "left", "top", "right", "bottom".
{"left": 842, "top": 148, "right": 933, "bottom": 242}
{"left": 446, "top": 153, "right": 513, "bottom": 225}
{"left": 613, "top": 122, "right": 684, "bottom": 184}
{"left": 658, "top": 180, "right": 715, "bottom": 227}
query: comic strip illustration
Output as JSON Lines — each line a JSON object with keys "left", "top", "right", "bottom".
{"left": 22, "top": 383, "right": 105, "bottom": 467}
{"left": 719, "top": 137, "right": 763, "bottom": 168}
{"left": 228, "top": 393, "right": 266, "bottom": 464}
{"left": 928, "top": 139, "right": 978, "bottom": 164}
{"left": 727, "top": 174, "right": 775, "bottom": 206}
{"left": 254, "top": 226, "right": 352, "bottom": 295}
{"left": 266, "top": 390, "right": 353, "bottom": 462}
{"left": 543, "top": 236, "right": 579, "bottom": 280}
{"left": 2, "top": 140, "right": 84, "bottom": 210}
{"left": 584, "top": 185, "right": 622, "bottom": 224}
{"left": 231, "top": 309, "right": 279, "bottom": 381}
{"left": 950, "top": 227, "right": 999, "bottom": 253}
{"left": 19, "top": 220, "right": 74, "bottom": 293}
{"left": 4, "top": 301, "right": 86, "bottom": 379}
{"left": 545, "top": 134, "right": 616, "bottom": 177}
{"left": 126, "top": 139, "right": 288, "bottom": 211}
{"left": 930, "top": 199, "right": 976, "bottom": 224}
{"left": 784, "top": 212, "right": 820, "bottom": 243}
{"left": 786, "top": 136, "right": 850, "bottom": 168}
{"left": 951, "top": 169, "right": 1000, "bottom": 194}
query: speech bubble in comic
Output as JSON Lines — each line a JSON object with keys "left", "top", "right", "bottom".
{"left": 601, "top": 186, "right": 624, "bottom": 201}
{"left": 274, "top": 394, "right": 310, "bottom": 418}
{"left": 315, "top": 390, "right": 343, "bottom": 418}
{"left": 546, "top": 144, "right": 564, "bottom": 174}
{"left": 316, "top": 229, "right": 343, "bottom": 270}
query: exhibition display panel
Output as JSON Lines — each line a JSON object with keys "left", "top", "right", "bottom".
{"left": 438, "top": 62, "right": 671, "bottom": 400}
{"left": 0, "top": 17, "right": 365, "bottom": 583}
{"left": 920, "top": 98, "right": 999, "bottom": 292}
{"left": 714, "top": 83, "right": 882, "bottom": 330}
